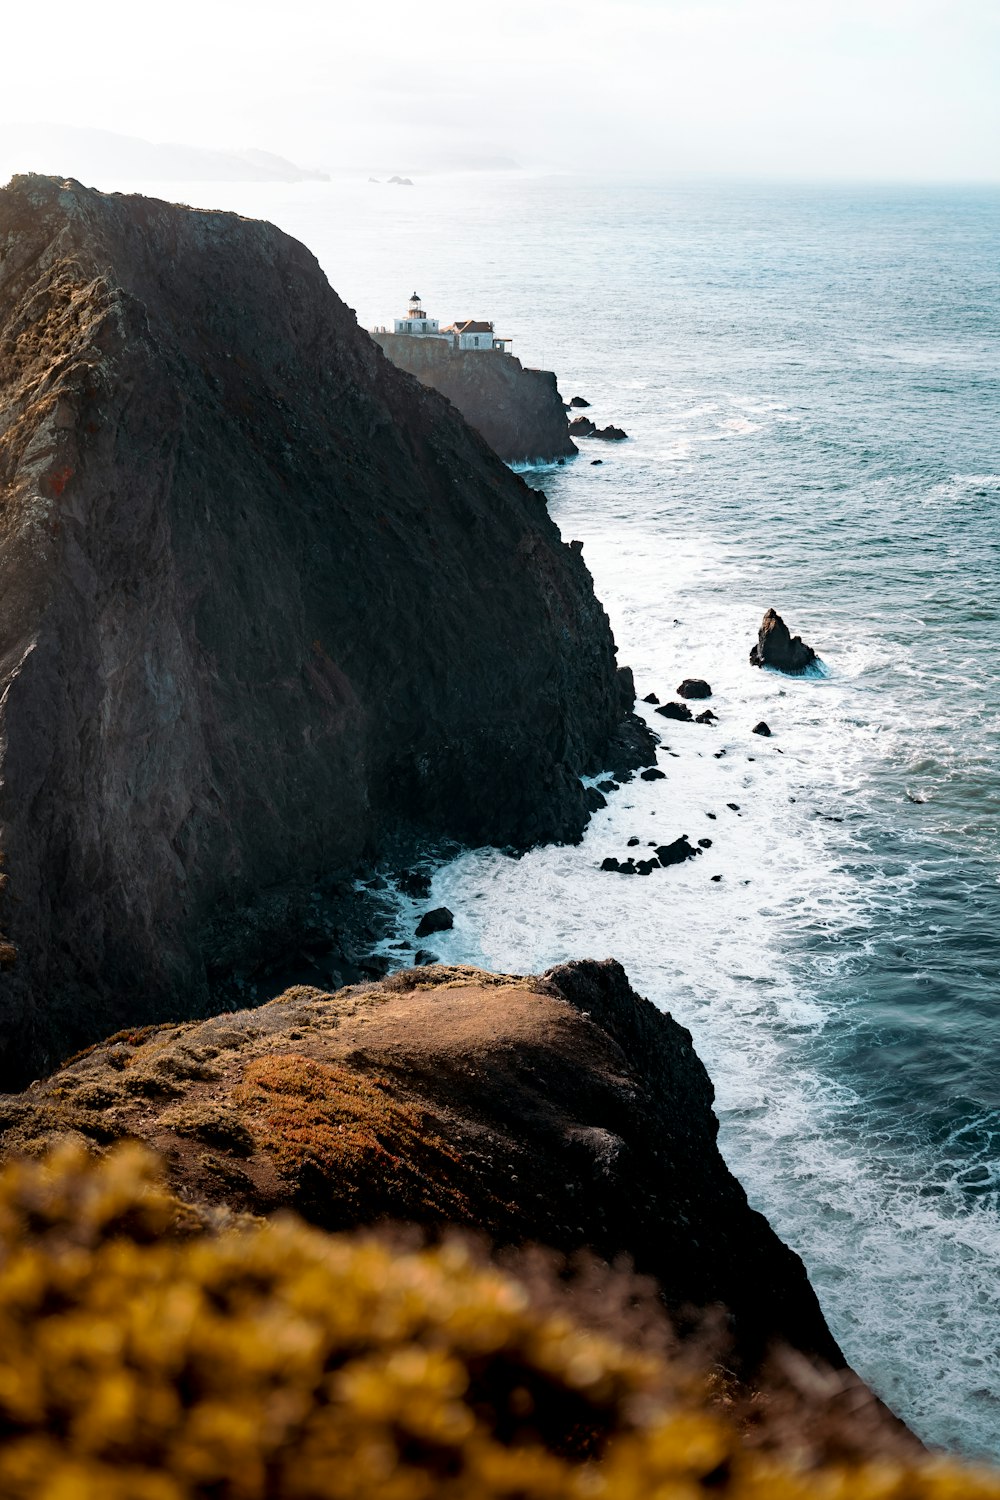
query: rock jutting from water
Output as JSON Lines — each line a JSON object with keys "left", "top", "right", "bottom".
{"left": 0, "top": 174, "right": 655, "bottom": 1086}
{"left": 569, "top": 415, "right": 630, "bottom": 442}
{"left": 677, "top": 678, "right": 712, "bottom": 699}
{"left": 749, "top": 608, "right": 819, "bottom": 673}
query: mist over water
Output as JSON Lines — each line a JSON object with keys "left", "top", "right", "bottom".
{"left": 123, "top": 172, "right": 999, "bottom": 1454}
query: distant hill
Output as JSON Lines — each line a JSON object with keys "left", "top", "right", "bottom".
{"left": 0, "top": 125, "right": 329, "bottom": 184}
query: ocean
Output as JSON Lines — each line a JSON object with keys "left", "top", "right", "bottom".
{"left": 122, "top": 170, "right": 1000, "bottom": 1456}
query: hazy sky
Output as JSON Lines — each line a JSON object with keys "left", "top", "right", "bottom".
{"left": 2, "top": 0, "right": 998, "bottom": 179}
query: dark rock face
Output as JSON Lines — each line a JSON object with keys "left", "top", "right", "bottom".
{"left": 0, "top": 959, "right": 849, "bottom": 1374}
{"left": 373, "top": 332, "right": 576, "bottom": 463}
{"left": 595, "top": 424, "right": 628, "bottom": 441}
{"left": 655, "top": 702, "right": 693, "bottom": 722}
{"left": 750, "top": 609, "right": 818, "bottom": 674}
{"left": 415, "top": 907, "right": 454, "bottom": 938}
{"left": 677, "top": 679, "right": 712, "bottom": 700}
{"left": 0, "top": 175, "right": 651, "bottom": 1086}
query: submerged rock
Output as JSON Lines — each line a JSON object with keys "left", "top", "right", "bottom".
{"left": 569, "top": 395, "right": 591, "bottom": 408}
{"left": 655, "top": 702, "right": 694, "bottom": 722}
{"left": 695, "top": 709, "right": 718, "bottom": 725}
{"left": 750, "top": 609, "right": 818, "bottom": 673}
{"left": 752, "top": 721, "right": 772, "bottom": 737}
{"left": 0, "top": 175, "right": 651, "bottom": 1086}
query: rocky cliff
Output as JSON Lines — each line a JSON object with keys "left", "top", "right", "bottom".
{"left": 373, "top": 333, "right": 576, "bottom": 463}
{"left": 0, "top": 175, "right": 649, "bottom": 1086}
{"left": 0, "top": 958, "right": 845, "bottom": 1376}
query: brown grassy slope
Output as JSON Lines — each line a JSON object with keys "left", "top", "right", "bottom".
{"left": 2, "top": 957, "right": 842, "bottom": 1381}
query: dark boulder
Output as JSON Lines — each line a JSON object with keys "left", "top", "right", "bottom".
{"left": 655, "top": 702, "right": 693, "bottom": 722}
{"left": 655, "top": 836, "right": 700, "bottom": 867}
{"left": 640, "top": 767, "right": 666, "bottom": 781}
{"left": 600, "top": 857, "right": 620, "bottom": 872}
{"left": 677, "top": 678, "right": 712, "bottom": 699}
{"left": 585, "top": 786, "right": 608, "bottom": 812}
{"left": 569, "top": 416, "right": 597, "bottom": 437}
{"left": 627, "top": 837, "right": 640, "bottom": 847}
{"left": 698, "top": 838, "right": 713, "bottom": 849}
{"left": 642, "top": 692, "right": 660, "bottom": 704}
{"left": 590, "top": 459, "right": 603, "bottom": 465}
{"left": 597, "top": 779, "right": 618, "bottom": 793}
{"left": 752, "top": 721, "right": 772, "bottom": 737}
{"left": 398, "top": 870, "right": 433, "bottom": 899}
{"left": 569, "top": 396, "right": 591, "bottom": 408}
{"left": 749, "top": 609, "right": 818, "bottom": 674}
{"left": 695, "top": 709, "right": 718, "bottom": 725}
{"left": 415, "top": 907, "right": 455, "bottom": 938}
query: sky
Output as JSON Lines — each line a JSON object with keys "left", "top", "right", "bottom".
{"left": 1, "top": 0, "right": 998, "bottom": 180}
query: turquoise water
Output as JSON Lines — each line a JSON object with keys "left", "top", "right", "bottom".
{"left": 130, "top": 172, "right": 1000, "bottom": 1454}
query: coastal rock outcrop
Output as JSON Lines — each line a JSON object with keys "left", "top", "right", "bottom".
{"left": 0, "top": 958, "right": 846, "bottom": 1374}
{"left": 373, "top": 332, "right": 576, "bottom": 462}
{"left": 677, "top": 678, "right": 712, "bottom": 699}
{"left": 0, "top": 174, "right": 652, "bottom": 1085}
{"left": 569, "top": 416, "right": 629, "bottom": 442}
{"left": 750, "top": 609, "right": 818, "bottom": 673}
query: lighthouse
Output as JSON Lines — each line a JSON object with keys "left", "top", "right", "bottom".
{"left": 393, "top": 293, "right": 441, "bottom": 337}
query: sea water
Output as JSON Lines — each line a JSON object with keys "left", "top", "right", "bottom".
{"left": 116, "top": 172, "right": 1000, "bottom": 1456}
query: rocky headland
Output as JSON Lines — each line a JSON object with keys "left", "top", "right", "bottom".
{"left": 0, "top": 174, "right": 652, "bottom": 1085}
{"left": 373, "top": 331, "right": 577, "bottom": 463}
{"left": 0, "top": 957, "right": 847, "bottom": 1377}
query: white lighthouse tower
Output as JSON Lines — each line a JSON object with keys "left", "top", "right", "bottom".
{"left": 394, "top": 292, "right": 441, "bottom": 336}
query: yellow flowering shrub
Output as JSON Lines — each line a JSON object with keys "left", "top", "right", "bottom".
{"left": 0, "top": 1144, "right": 996, "bottom": 1500}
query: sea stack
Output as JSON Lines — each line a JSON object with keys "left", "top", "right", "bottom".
{"left": 750, "top": 608, "right": 819, "bottom": 673}
{"left": 0, "top": 175, "right": 651, "bottom": 1085}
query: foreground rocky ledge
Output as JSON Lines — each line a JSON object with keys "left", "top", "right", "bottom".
{"left": 3, "top": 957, "right": 845, "bottom": 1378}
{"left": 0, "top": 175, "right": 652, "bottom": 1085}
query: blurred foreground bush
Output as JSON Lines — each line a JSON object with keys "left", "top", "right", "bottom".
{"left": 0, "top": 1143, "right": 996, "bottom": 1499}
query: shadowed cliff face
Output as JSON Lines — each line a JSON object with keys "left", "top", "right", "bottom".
{"left": 373, "top": 333, "right": 577, "bottom": 462}
{"left": 0, "top": 958, "right": 847, "bottom": 1378}
{"left": 0, "top": 175, "right": 649, "bottom": 1086}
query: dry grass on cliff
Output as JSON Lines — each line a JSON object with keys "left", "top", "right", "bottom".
{"left": 0, "top": 1143, "right": 997, "bottom": 1500}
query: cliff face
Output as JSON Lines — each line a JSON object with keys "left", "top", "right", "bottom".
{"left": 0, "top": 958, "right": 844, "bottom": 1375}
{"left": 0, "top": 175, "right": 647, "bottom": 1086}
{"left": 373, "top": 333, "right": 576, "bottom": 463}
